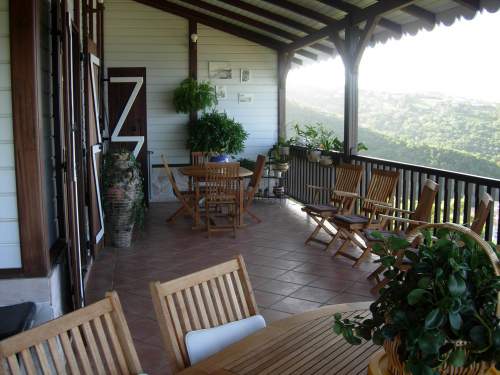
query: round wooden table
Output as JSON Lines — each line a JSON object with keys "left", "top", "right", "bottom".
{"left": 179, "top": 302, "right": 379, "bottom": 375}
{"left": 179, "top": 166, "right": 253, "bottom": 228}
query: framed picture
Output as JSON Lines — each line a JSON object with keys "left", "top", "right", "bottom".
{"left": 238, "top": 93, "right": 253, "bottom": 104}
{"left": 209, "top": 61, "right": 232, "bottom": 79}
{"left": 215, "top": 85, "right": 228, "bottom": 100}
{"left": 240, "top": 68, "right": 251, "bottom": 83}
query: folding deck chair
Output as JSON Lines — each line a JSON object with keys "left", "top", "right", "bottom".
{"left": 330, "top": 169, "right": 400, "bottom": 267}
{"left": 302, "top": 164, "right": 363, "bottom": 250}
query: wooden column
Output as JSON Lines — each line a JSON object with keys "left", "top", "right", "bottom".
{"left": 278, "top": 52, "right": 291, "bottom": 140}
{"left": 331, "top": 16, "right": 379, "bottom": 160}
{"left": 9, "top": 0, "right": 50, "bottom": 276}
{"left": 189, "top": 20, "right": 198, "bottom": 124}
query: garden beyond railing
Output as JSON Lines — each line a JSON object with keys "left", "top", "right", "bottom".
{"left": 285, "top": 146, "right": 500, "bottom": 244}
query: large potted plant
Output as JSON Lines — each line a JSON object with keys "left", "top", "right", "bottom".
{"left": 334, "top": 223, "right": 500, "bottom": 375}
{"left": 103, "top": 149, "right": 144, "bottom": 248}
{"left": 173, "top": 78, "right": 217, "bottom": 115}
{"left": 187, "top": 110, "right": 249, "bottom": 162}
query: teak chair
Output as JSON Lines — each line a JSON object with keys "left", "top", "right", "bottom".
{"left": 366, "top": 179, "right": 439, "bottom": 291}
{"left": 330, "top": 169, "right": 400, "bottom": 267}
{"left": 371, "top": 191, "right": 493, "bottom": 294}
{"left": 0, "top": 292, "right": 142, "bottom": 375}
{"left": 243, "top": 154, "right": 266, "bottom": 223}
{"left": 302, "top": 164, "right": 363, "bottom": 250}
{"left": 162, "top": 155, "right": 196, "bottom": 223}
{"left": 204, "top": 162, "right": 240, "bottom": 237}
{"left": 150, "top": 255, "right": 258, "bottom": 373}
{"left": 191, "top": 151, "right": 207, "bottom": 166}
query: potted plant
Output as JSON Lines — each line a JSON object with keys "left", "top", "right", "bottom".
{"left": 187, "top": 110, "right": 249, "bottom": 162}
{"left": 334, "top": 223, "right": 500, "bottom": 375}
{"left": 318, "top": 128, "right": 343, "bottom": 166}
{"left": 270, "top": 142, "right": 289, "bottom": 174}
{"left": 173, "top": 78, "right": 218, "bottom": 115}
{"left": 293, "top": 124, "right": 321, "bottom": 162}
{"left": 103, "top": 149, "right": 145, "bottom": 248}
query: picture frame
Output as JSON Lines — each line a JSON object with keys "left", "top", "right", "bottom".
{"left": 209, "top": 61, "right": 232, "bottom": 80}
{"left": 238, "top": 93, "right": 253, "bottom": 104}
{"left": 215, "top": 85, "right": 228, "bottom": 100}
{"left": 240, "top": 68, "right": 251, "bottom": 83}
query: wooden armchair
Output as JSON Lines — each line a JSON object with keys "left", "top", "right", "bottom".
{"left": 191, "top": 151, "right": 207, "bottom": 166}
{"left": 366, "top": 179, "right": 439, "bottom": 292}
{"left": 204, "top": 162, "right": 240, "bottom": 237}
{"left": 150, "top": 256, "right": 258, "bottom": 373}
{"left": 243, "top": 154, "right": 266, "bottom": 223}
{"left": 471, "top": 192, "right": 494, "bottom": 235}
{"left": 302, "top": 164, "right": 363, "bottom": 250}
{"left": 0, "top": 292, "right": 142, "bottom": 375}
{"left": 162, "top": 155, "right": 197, "bottom": 223}
{"left": 330, "top": 169, "right": 400, "bottom": 267}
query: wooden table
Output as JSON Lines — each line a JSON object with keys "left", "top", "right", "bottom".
{"left": 179, "top": 302, "right": 380, "bottom": 375}
{"left": 179, "top": 166, "right": 253, "bottom": 228}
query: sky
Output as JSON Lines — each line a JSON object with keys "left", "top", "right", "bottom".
{"left": 287, "top": 10, "right": 500, "bottom": 103}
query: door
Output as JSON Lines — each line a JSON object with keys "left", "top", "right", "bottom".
{"left": 107, "top": 68, "right": 148, "bottom": 202}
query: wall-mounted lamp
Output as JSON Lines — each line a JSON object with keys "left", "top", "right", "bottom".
{"left": 190, "top": 33, "right": 199, "bottom": 43}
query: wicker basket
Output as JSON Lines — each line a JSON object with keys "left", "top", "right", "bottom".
{"left": 384, "top": 223, "right": 500, "bottom": 375}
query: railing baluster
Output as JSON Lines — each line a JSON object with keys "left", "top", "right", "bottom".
{"left": 463, "top": 182, "right": 471, "bottom": 225}
{"left": 485, "top": 185, "right": 493, "bottom": 241}
{"left": 443, "top": 178, "right": 450, "bottom": 222}
{"left": 434, "top": 176, "right": 443, "bottom": 223}
{"left": 453, "top": 179, "right": 460, "bottom": 224}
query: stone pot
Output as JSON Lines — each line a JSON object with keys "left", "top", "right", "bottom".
{"left": 273, "top": 162, "right": 289, "bottom": 172}
{"left": 307, "top": 150, "right": 321, "bottom": 162}
{"left": 319, "top": 155, "right": 333, "bottom": 166}
{"left": 279, "top": 146, "right": 290, "bottom": 156}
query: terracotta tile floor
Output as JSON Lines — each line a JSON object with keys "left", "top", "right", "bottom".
{"left": 86, "top": 199, "right": 379, "bottom": 375}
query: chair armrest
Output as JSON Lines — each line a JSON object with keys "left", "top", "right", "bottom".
{"left": 388, "top": 207, "right": 415, "bottom": 216}
{"left": 332, "top": 190, "right": 360, "bottom": 199}
{"left": 365, "top": 199, "right": 392, "bottom": 208}
{"left": 306, "top": 184, "right": 333, "bottom": 191}
{"left": 379, "top": 214, "right": 428, "bottom": 226}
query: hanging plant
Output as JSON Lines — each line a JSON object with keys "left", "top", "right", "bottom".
{"left": 173, "top": 78, "right": 218, "bottom": 114}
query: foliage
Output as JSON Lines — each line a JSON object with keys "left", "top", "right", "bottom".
{"left": 290, "top": 122, "right": 367, "bottom": 153}
{"left": 187, "top": 110, "right": 249, "bottom": 155}
{"left": 286, "top": 91, "right": 500, "bottom": 179}
{"left": 102, "top": 149, "right": 145, "bottom": 228}
{"left": 173, "top": 78, "right": 218, "bottom": 114}
{"left": 238, "top": 158, "right": 257, "bottom": 171}
{"left": 333, "top": 229, "right": 500, "bottom": 375}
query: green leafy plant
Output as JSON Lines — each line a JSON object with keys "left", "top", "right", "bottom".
{"left": 173, "top": 78, "right": 218, "bottom": 114}
{"left": 187, "top": 110, "right": 249, "bottom": 155}
{"left": 291, "top": 123, "right": 367, "bottom": 153}
{"left": 334, "top": 228, "right": 500, "bottom": 375}
{"left": 102, "top": 149, "right": 145, "bottom": 228}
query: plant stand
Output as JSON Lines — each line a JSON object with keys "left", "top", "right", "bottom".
{"left": 255, "top": 155, "right": 287, "bottom": 203}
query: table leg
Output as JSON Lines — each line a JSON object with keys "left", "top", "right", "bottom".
{"left": 194, "top": 177, "right": 200, "bottom": 227}
{"left": 238, "top": 178, "right": 244, "bottom": 227}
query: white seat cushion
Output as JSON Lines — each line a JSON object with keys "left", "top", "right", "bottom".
{"left": 185, "top": 315, "right": 266, "bottom": 365}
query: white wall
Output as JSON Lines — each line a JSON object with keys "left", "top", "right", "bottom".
{"left": 0, "top": 0, "right": 21, "bottom": 269}
{"left": 104, "top": 0, "right": 278, "bottom": 201}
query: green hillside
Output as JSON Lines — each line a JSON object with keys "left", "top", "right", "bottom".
{"left": 286, "top": 97, "right": 500, "bottom": 179}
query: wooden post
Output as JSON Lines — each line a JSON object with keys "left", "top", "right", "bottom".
{"left": 278, "top": 52, "right": 291, "bottom": 140}
{"left": 189, "top": 20, "right": 198, "bottom": 125}
{"left": 331, "top": 16, "right": 379, "bottom": 161}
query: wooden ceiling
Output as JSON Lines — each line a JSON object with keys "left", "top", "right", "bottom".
{"left": 134, "top": 0, "right": 500, "bottom": 65}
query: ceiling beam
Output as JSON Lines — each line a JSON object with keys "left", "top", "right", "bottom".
{"left": 401, "top": 5, "right": 436, "bottom": 26}
{"left": 292, "top": 57, "right": 303, "bottom": 65}
{"left": 265, "top": 0, "right": 401, "bottom": 36}
{"left": 295, "top": 49, "right": 318, "bottom": 60}
{"left": 451, "top": 0, "right": 480, "bottom": 11}
{"left": 179, "top": 0, "right": 327, "bottom": 56}
{"left": 134, "top": 0, "right": 285, "bottom": 50}
{"left": 214, "top": 0, "right": 317, "bottom": 34}
{"left": 285, "top": 0, "right": 418, "bottom": 53}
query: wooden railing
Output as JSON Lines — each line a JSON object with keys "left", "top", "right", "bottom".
{"left": 284, "top": 146, "right": 500, "bottom": 244}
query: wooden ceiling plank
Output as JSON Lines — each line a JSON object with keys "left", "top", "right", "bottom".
{"left": 214, "top": 0, "right": 317, "bottom": 34}
{"left": 296, "top": 49, "right": 318, "bottom": 60}
{"left": 262, "top": 0, "right": 336, "bottom": 25}
{"left": 451, "top": 0, "right": 480, "bottom": 11}
{"left": 401, "top": 4, "right": 436, "bottom": 26}
{"left": 285, "top": 0, "right": 418, "bottom": 52}
{"left": 134, "top": 0, "right": 286, "bottom": 50}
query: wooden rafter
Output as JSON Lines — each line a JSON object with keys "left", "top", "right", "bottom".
{"left": 285, "top": 0, "right": 418, "bottom": 53}
{"left": 264, "top": 0, "right": 402, "bottom": 36}
{"left": 179, "top": 0, "right": 326, "bottom": 57}
{"left": 401, "top": 5, "right": 436, "bottom": 26}
{"left": 451, "top": 0, "right": 480, "bottom": 11}
{"left": 134, "top": 0, "right": 285, "bottom": 50}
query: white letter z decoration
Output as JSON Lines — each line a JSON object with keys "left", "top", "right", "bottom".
{"left": 109, "top": 76, "right": 145, "bottom": 158}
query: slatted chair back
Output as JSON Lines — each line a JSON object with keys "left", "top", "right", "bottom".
{"left": 407, "top": 179, "right": 439, "bottom": 232}
{"left": 162, "top": 155, "right": 184, "bottom": 198}
{"left": 246, "top": 155, "right": 266, "bottom": 199}
{"left": 330, "top": 164, "right": 363, "bottom": 210}
{"left": 191, "top": 151, "right": 207, "bottom": 166}
{"left": 361, "top": 169, "right": 400, "bottom": 214}
{"left": 471, "top": 192, "right": 493, "bottom": 235}
{"left": 0, "top": 292, "right": 142, "bottom": 375}
{"left": 150, "top": 256, "right": 258, "bottom": 373}
{"left": 204, "top": 162, "right": 240, "bottom": 202}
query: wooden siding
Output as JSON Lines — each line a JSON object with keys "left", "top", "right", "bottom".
{"left": 197, "top": 24, "right": 278, "bottom": 159}
{"left": 0, "top": 0, "right": 21, "bottom": 269}
{"left": 104, "top": 0, "right": 190, "bottom": 165}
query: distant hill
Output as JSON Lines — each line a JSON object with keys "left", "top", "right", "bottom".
{"left": 286, "top": 88, "right": 500, "bottom": 179}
